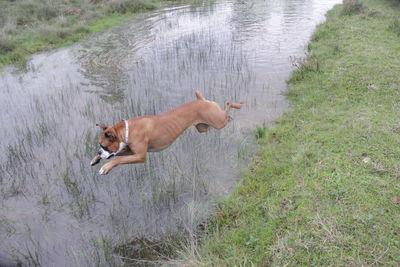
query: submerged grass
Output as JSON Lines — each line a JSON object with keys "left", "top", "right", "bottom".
{"left": 182, "top": 0, "right": 400, "bottom": 265}
{"left": 0, "top": 0, "right": 161, "bottom": 68}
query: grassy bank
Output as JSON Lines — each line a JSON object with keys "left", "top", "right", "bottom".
{"left": 0, "top": 0, "right": 163, "bottom": 68}
{"left": 182, "top": 0, "right": 400, "bottom": 265}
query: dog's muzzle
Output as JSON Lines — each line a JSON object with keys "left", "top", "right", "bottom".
{"left": 91, "top": 142, "right": 128, "bottom": 166}
{"left": 99, "top": 147, "right": 115, "bottom": 159}
{"left": 90, "top": 148, "right": 115, "bottom": 166}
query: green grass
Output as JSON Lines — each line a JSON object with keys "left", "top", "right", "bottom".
{"left": 0, "top": 0, "right": 163, "bottom": 68}
{"left": 254, "top": 124, "right": 267, "bottom": 140}
{"left": 183, "top": 0, "right": 400, "bottom": 265}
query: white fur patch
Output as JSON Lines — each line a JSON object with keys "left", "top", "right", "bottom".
{"left": 99, "top": 149, "right": 113, "bottom": 159}
{"left": 117, "top": 142, "right": 128, "bottom": 154}
{"left": 98, "top": 142, "right": 127, "bottom": 160}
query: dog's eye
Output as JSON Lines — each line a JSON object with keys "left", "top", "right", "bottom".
{"left": 104, "top": 132, "right": 116, "bottom": 140}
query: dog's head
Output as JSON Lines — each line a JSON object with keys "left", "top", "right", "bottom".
{"left": 96, "top": 123, "right": 121, "bottom": 154}
{"left": 90, "top": 123, "right": 121, "bottom": 166}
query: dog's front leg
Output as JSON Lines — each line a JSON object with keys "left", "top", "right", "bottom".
{"left": 99, "top": 142, "right": 148, "bottom": 175}
{"left": 99, "top": 153, "right": 147, "bottom": 175}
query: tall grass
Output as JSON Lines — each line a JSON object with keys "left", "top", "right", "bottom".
{"left": 254, "top": 124, "right": 267, "bottom": 140}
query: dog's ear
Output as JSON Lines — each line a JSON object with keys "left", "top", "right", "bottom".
{"left": 96, "top": 123, "right": 107, "bottom": 130}
{"left": 104, "top": 131, "right": 116, "bottom": 141}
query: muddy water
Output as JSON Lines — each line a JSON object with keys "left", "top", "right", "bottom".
{"left": 0, "top": 0, "right": 340, "bottom": 265}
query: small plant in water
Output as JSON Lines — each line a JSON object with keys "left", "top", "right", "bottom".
{"left": 115, "top": 235, "right": 184, "bottom": 264}
{"left": 255, "top": 124, "right": 267, "bottom": 140}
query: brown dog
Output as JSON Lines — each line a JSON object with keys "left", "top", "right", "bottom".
{"left": 91, "top": 91, "right": 243, "bottom": 175}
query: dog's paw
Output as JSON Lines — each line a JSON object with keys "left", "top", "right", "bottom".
{"left": 90, "top": 156, "right": 101, "bottom": 166}
{"left": 99, "top": 163, "right": 113, "bottom": 175}
{"left": 99, "top": 167, "right": 107, "bottom": 175}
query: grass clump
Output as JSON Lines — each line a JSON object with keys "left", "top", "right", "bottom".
{"left": 180, "top": 0, "right": 400, "bottom": 265}
{"left": 288, "top": 54, "right": 320, "bottom": 83}
{"left": 0, "top": 33, "right": 15, "bottom": 54}
{"left": 341, "top": 0, "right": 364, "bottom": 15}
{"left": 254, "top": 124, "right": 267, "bottom": 140}
{"left": 107, "top": 0, "right": 156, "bottom": 14}
{"left": 388, "top": 18, "right": 400, "bottom": 36}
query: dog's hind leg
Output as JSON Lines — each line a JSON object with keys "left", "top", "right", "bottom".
{"left": 226, "top": 101, "right": 244, "bottom": 110}
{"left": 207, "top": 101, "right": 244, "bottom": 129}
{"left": 223, "top": 101, "right": 244, "bottom": 122}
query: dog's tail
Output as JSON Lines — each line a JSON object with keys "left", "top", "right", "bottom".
{"left": 195, "top": 91, "right": 205, "bottom": 101}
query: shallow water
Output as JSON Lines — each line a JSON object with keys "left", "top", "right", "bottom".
{"left": 0, "top": 0, "right": 340, "bottom": 265}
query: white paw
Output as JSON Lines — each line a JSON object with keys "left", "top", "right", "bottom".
{"left": 99, "top": 167, "right": 106, "bottom": 175}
